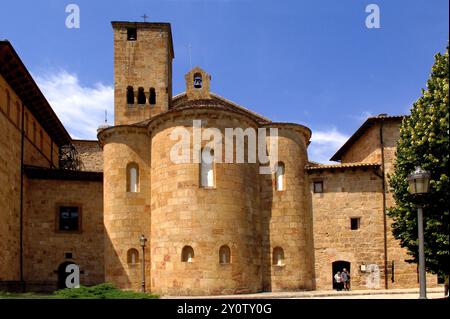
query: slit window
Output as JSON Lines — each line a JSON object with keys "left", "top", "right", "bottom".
{"left": 350, "top": 218, "right": 361, "bottom": 230}
{"left": 127, "top": 27, "right": 137, "bottom": 41}
{"left": 127, "top": 86, "right": 134, "bottom": 104}
{"left": 127, "top": 248, "right": 139, "bottom": 265}
{"left": 39, "top": 130, "right": 43, "bottom": 150}
{"left": 6, "top": 89, "right": 10, "bottom": 117}
{"left": 275, "top": 162, "right": 285, "bottom": 191}
{"left": 149, "top": 88, "right": 156, "bottom": 105}
{"left": 32, "top": 121, "right": 36, "bottom": 143}
{"left": 16, "top": 102, "right": 21, "bottom": 127}
{"left": 24, "top": 112, "right": 28, "bottom": 136}
{"left": 127, "top": 162, "right": 139, "bottom": 193}
{"left": 137, "top": 87, "right": 146, "bottom": 104}
{"left": 219, "top": 245, "right": 231, "bottom": 264}
{"left": 313, "top": 181, "right": 323, "bottom": 193}
{"left": 200, "top": 148, "right": 214, "bottom": 187}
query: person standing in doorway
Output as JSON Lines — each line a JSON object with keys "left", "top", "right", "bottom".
{"left": 341, "top": 268, "right": 350, "bottom": 291}
{"left": 334, "top": 271, "right": 342, "bottom": 291}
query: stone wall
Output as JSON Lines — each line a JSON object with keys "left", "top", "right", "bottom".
{"left": 0, "top": 74, "right": 58, "bottom": 169}
{"left": 148, "top": 110, "right": 263, "bottom": 295}
{"left": 261, "top": 126, "right": 314, "bottom": 292}
{"left": 23, "top": 178, "right": 104, "bottom": 287}
{"left": 340, "top": 124, "right": 381, "bottom": 164}
{"left": 0, "top": 73, "right": 58, "bottom": 283}
{"left": 322, "top": 118, "right": 438, "bottom": 289}
{"left": 0, "top": 90, "right": 21, "bottom": 281}
{"left": 113, "top": 22, "right": 173, "bottom": 125}
{"left": 73, "top": 140, "right": 103, "bottom": 172}
{"left": 308, "top": 167, "right": 386, "bottom": 290}
{"left": 380, "top": 120, "right": 437, "bottom": 288}
{"left": 102, "top": 127, "right": 151, "bottom": 291}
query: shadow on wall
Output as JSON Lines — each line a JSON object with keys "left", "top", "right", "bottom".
{"left": 261, "top": 166, "right": 273, "bottom": 292}
{"left": 104, "top": 229, "right": 132, "bottom": 289}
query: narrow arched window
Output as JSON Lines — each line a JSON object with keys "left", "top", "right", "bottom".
{"left": 126, "top": 162, "right": 139, "bottom": 193}
{"left": 273, "top": 247, "right": 285, "bottom": 266}
{"left": 181, "top": 246, "right": 194, "bottom": 262}
{"left": 193, "top": 73, "right": 202, "bottom": 88}
{"left": 137, "top": 87, "right": 146, "bottom": 104}
{"left": 6, "top": 89, "right": 10, "bottom": 117}
{"left": 200, "top": 147, "right": 214, "bottom": 187}
{"left": 24, "top": 112, "right": 28, "bottom": 136}
{"left": 219, "top": 245, "right": 231, "bottom": 264}
{"left": 16, "top": 102, "right": 21, "bottom": 127}
{"left": 126, "top": 86, "right": 134, "bottom": 104}
{"left": 275, "top": 162, "right": 285, "bottom": 191}
{"left": 127, "top": 248, "right": 139, "bottom": 265}
{"left": 32, "top": 121, "right": 36, "bottom": 143}
{"left": 39, "top": 130, "right": 44, "bottom": 150}
{"left": 149, "top": 88, "right": 156, "bottom": 105}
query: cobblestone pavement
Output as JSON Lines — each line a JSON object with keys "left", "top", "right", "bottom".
{"left": 164, "top": 287, "right": 447, "bottom": 299}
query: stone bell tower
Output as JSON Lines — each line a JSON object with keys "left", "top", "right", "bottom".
{"left": 112, "top": 21, "right": 174, "bottom": 125}
{"left": 185, "top": 66, "right": 211, "bottom": 100}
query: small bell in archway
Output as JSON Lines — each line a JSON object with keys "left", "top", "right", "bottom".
{"left": 194, "top": 76, "right": 202, "bottom": 88}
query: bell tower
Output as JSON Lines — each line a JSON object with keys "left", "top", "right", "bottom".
{"left": 185, "top": 67, "right": 211, "bottom": 100}
{"left": 112, "top": 21, "right": 174, "bottom": 125}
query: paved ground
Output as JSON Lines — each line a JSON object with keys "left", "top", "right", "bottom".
{"left": 163, "top": 287, "right": 447, "bottom": 299}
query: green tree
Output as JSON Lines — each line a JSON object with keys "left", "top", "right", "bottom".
{"left": 388, "top": 47, "right": 449, "bottom": 278}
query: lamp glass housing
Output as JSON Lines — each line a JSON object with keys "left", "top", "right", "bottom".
{"left": 139, "top": 234, "right": 147, "bottom": 247}
{"left": 407, "top": 167, "right": 430, "bottom": 195}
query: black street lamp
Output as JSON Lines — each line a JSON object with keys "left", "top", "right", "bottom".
{"left": 139, "top": 234, "right": 147, "bottom": 293}
{"left": 407, "top": 167, "right": 430, "bottom": 299}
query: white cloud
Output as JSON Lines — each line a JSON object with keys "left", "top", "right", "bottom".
{"left": 346, "top": 110, "right": 374, "bottom": 123}
{"left": 308, "top": 128, "right": 349, "bottom": 164}
{"left": 34, "top": 70, "right": 113, "bottom": 140}
{"left": 32, "top": 70, "right": 347, "bottom": 163}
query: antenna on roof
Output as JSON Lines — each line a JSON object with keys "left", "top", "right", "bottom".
{"left": 98, "top": 109, "right": 111, "bottom": 133}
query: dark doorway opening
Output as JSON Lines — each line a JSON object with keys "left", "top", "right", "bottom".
{"left": 332, "top": 260, "right": 351, "bottom": 290}
{"left": 57, "top": 262, "right": 76, "bottom": 289}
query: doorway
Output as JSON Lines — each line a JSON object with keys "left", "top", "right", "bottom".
{"left": 57, "top": 262, "right": 76, "bottom": 289}
{"left": 332, "top": 260, "right": 351, "bottom": 290}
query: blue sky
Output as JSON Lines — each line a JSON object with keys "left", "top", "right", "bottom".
{"left": 0, "top": 0, "right": 448, "bottom": 162}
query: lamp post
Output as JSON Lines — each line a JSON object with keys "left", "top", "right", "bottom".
{"left": 139, "top": 234, "right": 147, "bottom": 293}
{"left": 407, "top": 167, "right": 430, "bottom": 299}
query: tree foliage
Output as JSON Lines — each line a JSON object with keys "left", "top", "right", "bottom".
{"left": 388, "top": 47, "right": 449, "bottom": 278}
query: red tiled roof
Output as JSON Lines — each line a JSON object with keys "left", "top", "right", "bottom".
{"left": 305, "top": 162, "right": 381, "bottom": 171}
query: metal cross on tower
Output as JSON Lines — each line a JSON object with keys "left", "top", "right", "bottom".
{"left": 141, "top": 14, "right": 148, "bottom": 22}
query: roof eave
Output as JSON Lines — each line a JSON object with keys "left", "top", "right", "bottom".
{"left": 0, "top": 40, "right": 72, "bottom": 146}
{"left": 330, "top": 115, "right": 405, "bottom": 162}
